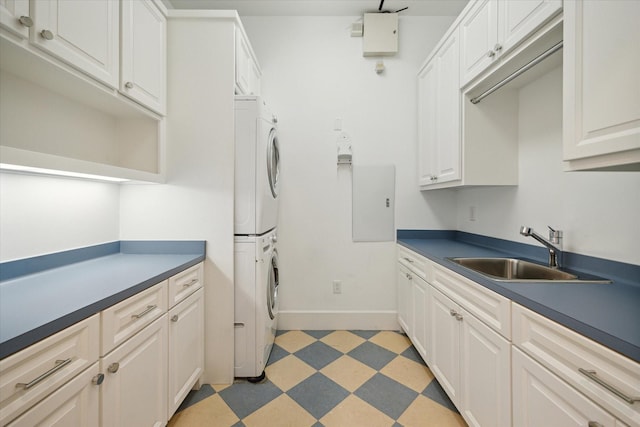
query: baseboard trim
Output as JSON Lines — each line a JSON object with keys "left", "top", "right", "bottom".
{"left": 277, "top": 310, "right": 400, "bottom": 331}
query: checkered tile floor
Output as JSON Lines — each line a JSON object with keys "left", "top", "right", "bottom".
{"left": 168, "top": 330, "right": 467, "bottom": 427}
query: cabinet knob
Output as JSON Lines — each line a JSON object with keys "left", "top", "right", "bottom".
{"left": 449, "top": 309, "right": 457, "bottom": 316}
{"left": 107, "top": 362, "right": 119, "bottom": 373}
{"left": 92, "top": 373, "right": 105, "bottom": 385}
{"left": 494, "top": 43, "right": 502, "bottom": 52}
{"left": 124, "top": 81, "right": 134, "bottom": 89}
{"left": 171, "top": 315, "right": 179, "bottom": 322}
{"left": 487, "top": 49, "right": 496, "bottom": 58}
{"left": 455, "top": 314, "right": 463, "bottom": 321}
{"left": 40, "top": 30, "right": 54, "bottom": 40}
{"left": 18, "top": 16, "right": 33, "bottom": 27}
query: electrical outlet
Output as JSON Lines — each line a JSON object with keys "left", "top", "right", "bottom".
{"left": 469, "top": 206, "right": 477, "bottom": 222}
{"left": 332, "top": 280, "right": 342, "bottom": 294}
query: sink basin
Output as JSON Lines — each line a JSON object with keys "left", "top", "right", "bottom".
{"left": 448, "top": 258, "right": 611, "bottom": 283}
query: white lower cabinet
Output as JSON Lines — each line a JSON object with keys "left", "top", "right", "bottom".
{"left": 397, "top": 246, "right": 638, "bottom": 427}
{"left": 396, "top": 264, "right": 412, "bottom": 335}
{"left": 512, "top": 347, "right": 618, "bottom": 427}
{"left": 0, "top": 263, "right": 204, "bottom": 426}
{"left": 429, "top": 286, "right": 511, "bottom": 427}
{"left": 0, "top": 314, "right": 100, "bottom": 426}
{"left": 101, "top": 315, "right": 168, "bottom": 427}
{"left": 459, "top": 303, "right": 510, "bottom": 427}
{"left": 429, "top": 287, "right": 461, "bottom": 405}
{"left": 512, "top": 303, "right": 639, "bottom": 427}
{"left": 410, "top": 275, "right": 429, "bottom": 363}
{"left": 168, "top": 288, "right": 204, "bottom": 419}
{"left": 6, "top": 362, "right": 101, "bottom": 427}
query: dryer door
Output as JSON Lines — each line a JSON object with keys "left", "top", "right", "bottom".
{"left": 266, "top": 128, "right": 280, "bottom": 199}
{"left": 266, "top": 249, "right": 279, "bottom": 320}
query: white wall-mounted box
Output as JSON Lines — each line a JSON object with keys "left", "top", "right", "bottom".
{"left": 363, "top": 13, "right": 398, "bottom": 57}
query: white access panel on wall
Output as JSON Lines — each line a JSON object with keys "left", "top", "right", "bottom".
{"left": 352, "top": 165, "right": 395, "bottom": 242}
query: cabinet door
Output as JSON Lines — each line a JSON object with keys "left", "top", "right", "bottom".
{"left": 0, "top": 0, "right": 29, "bottom": 38}
{"left": 563, "top": 0, "right": 640, "bottom": 167}
{"left": 435, "top": 31, "right": 461, "bottom": 184}
{"left": 459, "top": 0, "right": 498, "bottom": 86}
{"left": 396, "top": 264, "right": 412, "bottom": 335}
{"left": 121, "top": 0, "right": 166, "bottom": 115}
{"left": 235, "top": 29, "right": 250, "bottom": 94}
{"left": 6, "top": 362, "right": 100, "bottom": 427}
{"left": 249, "top": 59, "right": 261, "bottom": 96}
{"left": 168, "top": 288, "right": 204, "bottom": 419}
{"left": 417, "top": 60, "right": 438, "bottom": 186}
{"left": 31, "top": 0, "right": 119, "bottom": 88}
{"left": 101, "top": 315, "right": 168, "bottom": 427}
{"left": 512, "top": 347, "right": 616, "bottom": 427}
{"left": 411, "top": 276, "right": 429, "bottom": 363}
{"left": 459, "top": 308, "right": 511, "bottom": 427}
{"left": 498, "top": 0, "right": 561, "bottom": 56}
{"left": 429, "top": 287, "right": 460, "bottom": 406}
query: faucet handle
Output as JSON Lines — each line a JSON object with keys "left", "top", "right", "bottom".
{"left": 548, "top": 226, "right": 562, "bottom": 245}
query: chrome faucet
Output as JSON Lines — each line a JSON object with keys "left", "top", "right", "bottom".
{"left": 520, "top": 225, "right": 563, "bottom": 268}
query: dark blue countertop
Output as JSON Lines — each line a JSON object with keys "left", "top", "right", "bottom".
{"left": 0, "top": 241, "right": 206, "bottom": 359}
{"left": 397, "top": 230, "right": 640, "bottom": 363}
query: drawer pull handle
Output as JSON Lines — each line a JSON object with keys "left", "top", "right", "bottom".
{"left": 131, "top": 305, "right": 157, "bottom": 319}
{"left": 403, "top": 257, "right": 414, "bottom": 264}
{"left": 183, "top": 278, "right": 198, "bottom": 288}
{"left": 588, "top": 422, "right": 604, "bottom": 427}
{"left": 16, "top": 358, "right": 72, "bottom": 389}
{"left": 579, "top": 368, "right": 640, "bottom": 404}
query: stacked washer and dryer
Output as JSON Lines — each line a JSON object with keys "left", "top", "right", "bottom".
{"left": 234, "top": 96, "right": 281, "bottom": 381}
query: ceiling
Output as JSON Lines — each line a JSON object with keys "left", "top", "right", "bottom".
{"left": 162, "top": 0, "right": 469, "bottom": 17}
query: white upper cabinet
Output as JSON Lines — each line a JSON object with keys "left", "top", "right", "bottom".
{"left": 417, "top": 30, "right": 461, "bottom": 188}
{"left": 121, "top": 0, "right": 166, "bottom": 115}
{"left": 31, "top": 0, "right": 119, "bottom": 88}
{"left": 563, "top": 0, "right": 640, "bottom": 171}
{"left": 235, "top": 27, "right": 261, "bottom": 95}
{"left": 0, "top": 0, "right": 30, "bottom": 39}
{"left": 460, "top": 0, "right": 561, "bottom": 87}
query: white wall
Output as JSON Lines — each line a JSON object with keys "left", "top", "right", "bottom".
{"left": 242, "top": 16, "right": 457, "bottom": 328}
{"left": 456, "top": 66, "right": 640, "bottom": 266}
{"left": 0, "top": 172, "right": 120, "bottom": 261}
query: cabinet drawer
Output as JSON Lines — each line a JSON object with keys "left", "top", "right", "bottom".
{"left": 101, "top": 281, "right": 167, "bottom": 356}
{"left": 512, "top": 347, "right": 617, "bottom": 427}
{"left": 432, "top": 264, "right": 511, "bottom": 339}
{"left": 512, "top": 303, "right": 640, "bottom": 427}
{"left": 0, "top": 314, "right": 99, "bottom": 426}
{"left": 397, "top": 246, "right": 431, "bottom": 281}
{"left": 168, "top": 263, "right": 203, "bottom": 309}
{"left": 6, "top": 361, "right": 100, "bottom": 427}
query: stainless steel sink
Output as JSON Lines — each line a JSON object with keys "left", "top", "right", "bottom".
{"left": 448, "top": 257, "right": 611, "bottom": 283}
